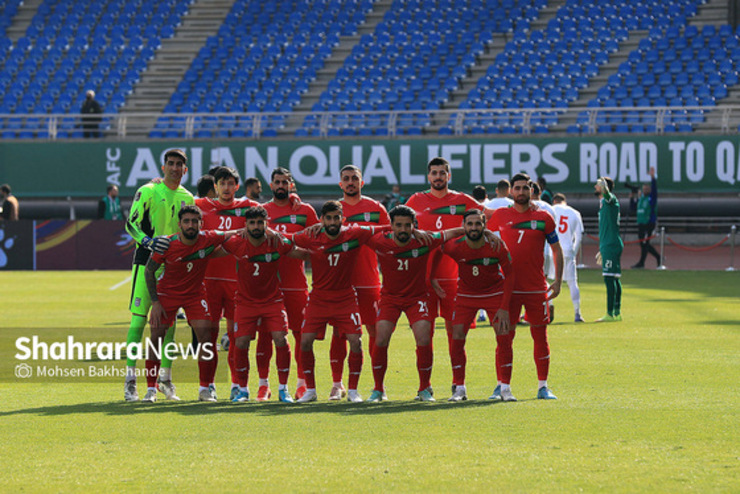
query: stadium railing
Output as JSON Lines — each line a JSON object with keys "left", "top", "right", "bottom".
{"left": 3, "top": 105, "right": 740, "bottom": 140}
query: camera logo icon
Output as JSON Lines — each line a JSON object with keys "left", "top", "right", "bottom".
{"left": 15, "top": 363, "right": 33, "bottom": 379}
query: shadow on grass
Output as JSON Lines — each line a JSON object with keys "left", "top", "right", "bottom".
{"left": 0, "top": 397, "right": 518, "bottom": 418}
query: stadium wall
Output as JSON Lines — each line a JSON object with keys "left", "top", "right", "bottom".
{"left": 2, "top": 136, "right": 740, "bottom": 198}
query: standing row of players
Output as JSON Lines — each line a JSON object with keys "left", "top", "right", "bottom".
{"left": 123, "top": 150, "right": 585, "bottom": 403}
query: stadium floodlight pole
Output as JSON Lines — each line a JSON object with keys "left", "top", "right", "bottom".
{"left": 726, "top": 225, "right": 737, "bottom": 272}
{"left": 657, "top": 226, "right": 667, "bottom": 270}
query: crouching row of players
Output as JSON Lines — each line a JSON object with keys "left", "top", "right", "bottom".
{"left": 139, "top": 198, "right": 561, "bottom": 404}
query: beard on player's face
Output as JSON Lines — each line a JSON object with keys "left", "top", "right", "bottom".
{"left": 272, "top": 187, "right": 289, "bottom": 200}
{"left": 343, "top": 187, "right": 359, "bottom": 196}
{"left": 514, "top": 194, "right": 529, "bottom": 205}
{"left": 396, "top": 231, "right": 410, "bottom": 242}
{"left": 248, "top": 227, "right": 264, "bottom": 239}
{"left": 325, "top": 223, "right": 341, "bottom": 235}
{"left": 465, "top": 228, "right": 483, "bottom": 241}
{"left": 431, "top": 180, "right": 447, "bottom": 190}
{"left": 182, "top": 228, "right": 198, "bottom": 240}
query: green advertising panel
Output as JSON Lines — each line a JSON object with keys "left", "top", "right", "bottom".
{"left": 2, "top": 135, "right": 740, "bottom": 198}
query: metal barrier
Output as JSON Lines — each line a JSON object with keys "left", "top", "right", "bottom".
{"left": 2, "top": 105, "right": 739, "bottom": 140}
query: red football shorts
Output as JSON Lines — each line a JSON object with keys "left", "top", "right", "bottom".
{"left": 427, "top": 279, "right": 458, "bottom": 320}
{"left": 301, "top": 290, "right": 362, "bottom": 340}
{"left": 282, "top": 288, "right": 308, "bottom": 333}
{"left": 234, "top": 300, "right": 289, "bottom": 339}
{"left": 156, "top": 292, "right": 210, "bottom": 328}
{"left": 355, "top": 286, "right": 381, "bottom": 326}
{"left": 204, "top": 279, "right": 237, "bottom": 322}
{"left": 452, "top": 293, "right": 505, "bottom": 329}
{"left": 377, "top": 294, "right": 433, "bottom": 327}
{"left": 508, "top": 292, "right": 550, "bottom": 326}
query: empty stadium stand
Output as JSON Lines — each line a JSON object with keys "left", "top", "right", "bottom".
{"left": 2, "top": 0, "right": 740, "bottom": 139}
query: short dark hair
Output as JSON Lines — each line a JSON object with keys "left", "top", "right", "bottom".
{"left": 214, "top": 166, "right": 240, "bottom": 185}
{"left": 245, "top": 177, "right": 260, "bottom": 188}
{"left": 106, "top": 184, "right": 116, "bottom": 194}
{"left": 321, "top": 200, "right": 342, "bottom": 217}
{"left": 531, "top": 182, "right": 541, "bottom": 195}
{"left": 603, "top": 177, "right": 614, "bottom": 192}
{"left": 496, "top": 179, "right": 510, "bottom": 192}
{"left": 243, "top": 206, "right": 268, "bottom": 220}
{"left": 553, "top": 193, "right": 566, "bottom": 204}
{"left": 537, "top": 176, "right": 547, "bottom": 187}
{"left": 178, "top": 205, "right": 202, "bottom": 220}
{"left": 271, "top": 167, "right": 292, "bottom": 181}
{"left": 472, "top": 185, "right": 487, "bottom": 202}
{"left": 511, "top": 172, "right": 531, "bottom": 185}
{"left": 164, "top": 149, "right": 187, "bottom": 165}
{"left": 389, "top": 205, "right": 416, "bottom": 223}
{"left": 427, "top": 157, "right": 449, "bottom": 172}
{"left": 340, "top": 164, "right": 362, "bottom": 176}
{"left": 197, "top": 175, "right": 215, "bottom": 197}
{"left": 463, "top": 209, "right": 484, "bottom": 221}
{"left": 0, "top": 184, "right": 11, "bottom": 194}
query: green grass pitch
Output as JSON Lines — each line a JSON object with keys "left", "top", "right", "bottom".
{"left": 0, "top": 270, "right": 738, "bottom": 492}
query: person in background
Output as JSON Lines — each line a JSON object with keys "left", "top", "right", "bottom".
{"left": 0, "top": 184, "right": 19, "bottom": 221}
{"left": 472, "top": 185, "right": 487, "bottom": 204}
{"left": 81, "top": 89, "right": 103, "bottom": 138}
{"left": 97, "top": 185, "right": 123, "bottom": 220}
{"left": 483, "top": 180, "right": 514, "bottom": 210}
{"left": 245, "top": 177, "right": 262, "bottom": 201}
{"left": 197, "top": 175, "right": 216, "bottom": 199}
{"left": 630, "top": 167, "right": 660, "bottom": 269}
{"left": 595, "top": 177, "right": 624, "bottom": 323}
{"left": 537, "top": 177, "right": 553, "bottom": 205}
{"left": 382, "top": 184, "right": 406, "bottom": 210}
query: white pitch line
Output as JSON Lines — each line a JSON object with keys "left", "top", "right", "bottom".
{"left": 109, "top": 276, "right": 132, "bottom": 291}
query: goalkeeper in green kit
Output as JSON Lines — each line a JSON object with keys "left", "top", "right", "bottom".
{"left": 123, "top": 149, "right": 195, "bottom": 401}
{"left": 594, "top": 176, "right": 623, "bottom": 322}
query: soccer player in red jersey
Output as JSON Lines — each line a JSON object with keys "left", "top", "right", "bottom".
{"left": 195, "top": 167, "right": 258, "bottom": 401}
{"left": 405, "top": 158, "right": 495, "bottom": 384}
{"left": 327, "top": 164, "right": 391, "bottom": 400}
{"left": 292, "top": 201, "right": 390, "bottom": 403}
{"left": 144, "top": 205, "right": 238, "bottom": 403}
{"left": 222, "top": 206, "right": 308, "bottom": 403}
{"left": 262, "top": 167, "right": 319, "bottom": 400}
{"left": 365, "top": 205, "right": 464, "bottom": 402}
{"left": 442, "top": 209, "right": 514, "bottom": 402}
{"left": 487, "top": 173, "right": 563, "bottom": 401}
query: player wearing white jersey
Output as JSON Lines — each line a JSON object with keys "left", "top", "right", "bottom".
{"left": 552, "top": 193, "right": 584, "bottom": 322}
{"left": 483, "top": 179, "right": 514, "bottom": 211}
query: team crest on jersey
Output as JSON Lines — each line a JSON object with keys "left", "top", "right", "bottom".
{"left": 364, "top": 212, "right": 371, "bottom": 222}
{"left": 290, "top": 215, "right": 297, "bottom": 224}
{"left": 342, "top": 242, "right": 349, "bottom": 252}
{"left": 235, "top": 209, "right": 242, "bottom": 217}
{"left": 181, "top": 201, "right": 186, "bottom": 208}
{"left": 483, "top": 258, "right": 490, "bottom": 266}
{"left": 450, "top": 205, "right": 457, "bottom": 215}
{"left": 134, "top": 297, "right": 141, "bottom": 307}
{"left": 531, "top": 220, "right": 537, "bottom": 229}
{"left": 199, "top": 250, "right": 205, "bottom": 258}
{"left": 265, "top": 253, "right": 272, "bottom": 262}
{"left": 412, "top": 249, "right": 419, "bottom": 258}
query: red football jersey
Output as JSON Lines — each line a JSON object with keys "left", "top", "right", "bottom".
{"left": 487, "top": 206, "right": 558, "bottom": 293}
{"left": 151, "top": 230, "right": 227, "bottom": 298}
{"left": 293, "top": 225, "right": 377, "bottom": 294}
{"left": 196, "top": 197, "right": 258, "bottom": 282}
{"left": 442, "top": 236, "right": 513, "bottom": 298}
{"left": 340, "top": 196, "right": 390, "bottom": 288}
{"left": 405, "top": 190, "right": 480, "bottom": 280}
{"left": 367, "top": 231, "right": 444, "bottom": 299}
{"left": 222, "top": 235, "right": 294, "bottom": 304}
{"left": 263, "top": 200, "right": 319, "bottom": 290}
